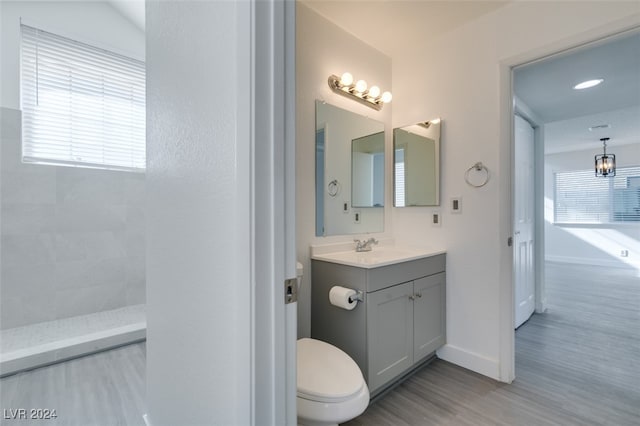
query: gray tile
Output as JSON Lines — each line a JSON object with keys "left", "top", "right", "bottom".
{"left": 1, "top": 169, "right": 57, "bottom": 204}
{"left": 56, "top": 167, "right": 124, "bottom": 205}
{"left": 0, "top": 135, "right": 23, "bottom": 173}
{"left": 126, "top": 203, "right": 146, "bottom": 231}
{"left": 1, "top": 263, "right": 56, "bottom": 298}
{"left": 0, "top": 296, "right": 24, "bottom": 330}
{"left": 54, "top": 283, "right": 126, "bottom": 320}
{"left": 125, "top": 255, "right": 145, "bottom": 286}
{"left": 55, "top": 203, "right": 126, "bottom": 232}
{"left": 54, "top": 257, "right": 126, "bottom": 290}
{"left": 126, "top": 232, "right": 146, "bottom": 258}
{"left": 19, "top": 292, "right": 57, "bottom": 326}
{"left": 124, "top": 173, "right": 146, "bottom": 204}
{"left": 1, "top": 203, "right": 55, "bottom": 235}
{"left": 125, "top": 281, "right": 146, "bottom": 305}
{"left": 55, "top": 231, "right": 126, "bottom": 262}
{"left": 0, "top": 107, "right": 21, "bottom": 141}
{"left": 0, "top": 234, "right": 56, "bottom": 267}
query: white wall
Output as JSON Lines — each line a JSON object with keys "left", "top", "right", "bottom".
{"left": 545, "top": 143, "right": 640, "bottom": 271}
{"left": 391, "top": 2, "right": 640, "bottom": 379}
{"left": 296, "top": 3, "right": 393, "bottom": 338}
{"left": 145, "top": 1, "right": 251, "bottom": 424}
{"left": 0, "top": 1, "right": 145, "bottom": 109}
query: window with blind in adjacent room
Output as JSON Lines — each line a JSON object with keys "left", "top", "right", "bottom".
{"left": 20, "top": 24, "right": 146, "bottom": 171}
{"left": 554, "top": 166, "right": 640, "bottom": 224}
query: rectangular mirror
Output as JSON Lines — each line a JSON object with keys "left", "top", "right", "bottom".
{"left": 393, "top": 119, "right": 441, "bottom": 207}
{"left": 316, "top": 100, "right": 384, "bottom": 236}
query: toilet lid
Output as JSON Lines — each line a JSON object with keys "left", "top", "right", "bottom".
{"left": 297, "top": 338, "right": 365, "bottom": 403}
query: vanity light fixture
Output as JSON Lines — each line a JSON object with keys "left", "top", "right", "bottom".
{"left": 595, "top": 137, "right": 615, "bottom": 177}
{"left": 573, "top": 78, "right": 604, "bottom": 90}
{"left": 418, "top": 118, "right": 441, "bottom": 129}
{"left": 328, "top": 72, "right": 392, "bottom": 111}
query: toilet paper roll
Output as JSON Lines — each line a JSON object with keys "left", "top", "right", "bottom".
{"left": 329, "top": 286, "right": 358, "bottom": 310}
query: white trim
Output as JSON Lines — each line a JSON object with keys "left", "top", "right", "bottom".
{"left": 436, "top": 344, "right": 501, "bottom": 381}
{"left": 500, "top": 18, "right": 640, "bottom": 387}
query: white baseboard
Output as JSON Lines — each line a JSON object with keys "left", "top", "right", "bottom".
{"left": 436, "top": 344, "right": 501, "bottom": 381}
{"left": 546, "top": 255, "right": 639, "bottom": 270}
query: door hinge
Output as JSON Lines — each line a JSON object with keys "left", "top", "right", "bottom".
{"left": 507, "top": 237, "right": 513, "bottom": 247}
{"left": 284, "top": 278, "right": 298, "bottom": 304}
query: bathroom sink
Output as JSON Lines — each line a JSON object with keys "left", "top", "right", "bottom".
{"left": 311, "top": 246, "right": 445, "bottom": 269}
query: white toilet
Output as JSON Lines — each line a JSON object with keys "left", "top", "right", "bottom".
{"left": 296, "top": 262, "right": 369, "bottom": 426}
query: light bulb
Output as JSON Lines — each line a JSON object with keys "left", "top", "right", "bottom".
{"left": 355, "top": 80, "right": 367, "bottom": 93}
{"left": 368, "top": 85, "right": 380, "bottom": 98}
{"left": 430, "top": 118, "right": 441, "bottom": 125}
{"left": 381, "top": 91, "right": 392, "bottom": 103}
{"left": 340, "top": 72, "right": 353, "bottom": 86}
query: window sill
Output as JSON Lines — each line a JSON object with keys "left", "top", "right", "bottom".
{"left": 553, "top": 222, "right": 639, "bottom": 229}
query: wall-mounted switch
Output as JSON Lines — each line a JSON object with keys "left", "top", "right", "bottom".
{"left": 432, "top": 211, "right": 441, "bottom": 227}
{"left": 354, "top": 211, "right": 361, "bottom": 224}
{"left": 451, "top": 197, "right": 462, "bottom": 214}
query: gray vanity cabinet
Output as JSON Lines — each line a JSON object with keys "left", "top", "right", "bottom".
{"left": 311, "top": 253, "right": 446, "bottom": 396}
{"left": 367, "top": 281, "right": 414, "bottom": 391}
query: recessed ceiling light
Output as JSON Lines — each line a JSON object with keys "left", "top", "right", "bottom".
{"left": 573, "top": 79, "right": 604, "bottom": 90}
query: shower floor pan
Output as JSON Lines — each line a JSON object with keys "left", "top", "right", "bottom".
{"left": 0, "top": 304, "right": 145, "bottom": 377}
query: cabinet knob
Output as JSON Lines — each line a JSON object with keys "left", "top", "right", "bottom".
{"left": 408, "top": 295, "right": 415, "bottom": 301}
{"left": 415, "top": 292, "right": 422, "bottom": 298}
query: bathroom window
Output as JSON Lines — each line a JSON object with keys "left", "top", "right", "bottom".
{"left": 554, "top": 166, "right": 640, "bottom": 224}
{"left": 20, "top": 24, "right": 146, "bottom": 171}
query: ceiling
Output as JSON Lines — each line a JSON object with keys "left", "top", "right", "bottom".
{"left": 514, "top": 31, "right": 640, "bottom": 153}
{"left": 301, "top": 0, "right": 509, "bottom": 57}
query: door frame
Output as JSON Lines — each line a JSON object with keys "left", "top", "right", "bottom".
{"left": 497, "top": 18, "right": 640, "bottom": 383}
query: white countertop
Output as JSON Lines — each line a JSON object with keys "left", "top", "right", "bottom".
{"left": 311, "top": 241, "right": 445, "bottom": 269}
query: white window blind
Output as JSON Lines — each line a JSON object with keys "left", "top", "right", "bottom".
{"left": 21, "top": 24, "right": 145, "bottom": 171}
{"left": 554, "top": 166, "right": 640, "bottom": 223}
{"left": 395, "top": 148, "right": 406, "bottom": 207}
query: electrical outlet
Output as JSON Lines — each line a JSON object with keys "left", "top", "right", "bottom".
{"left": 354, "top": 211, "right": 361, "bottom": 224}
{"left": 620, "top": 249, "right": 629, "bottom": 257}
{"left": 451, "top": 197, "right": 462, "bottom": 214}
{"left": 432, "top": 211, "right": 441, "bottom": 227}
{"left": 343, "top": 201, "right": 350, "bottom": 213}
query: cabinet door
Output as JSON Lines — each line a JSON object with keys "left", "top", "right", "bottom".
{"left": 413, "top": 272, "right": 446, "bottom": 362}
{"left": 367, "top": 281, "right": 414, "bottom": 392}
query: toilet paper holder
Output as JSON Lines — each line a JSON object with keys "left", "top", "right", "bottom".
{"left": 348, "top": 290, "right": 364, "bottom": 303}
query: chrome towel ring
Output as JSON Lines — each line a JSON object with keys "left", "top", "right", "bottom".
{"left": 328, "top": 179, "right": 340, "bottom": 196}
{"left": 465, "top": 162, "right": 490, "bottom": 188}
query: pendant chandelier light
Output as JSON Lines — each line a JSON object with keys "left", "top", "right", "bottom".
{"left": 595, "top": 137, "right": 615, "bottom": 177}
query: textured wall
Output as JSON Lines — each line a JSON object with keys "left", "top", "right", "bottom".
{"left": 0, "top": 107, "right": 145, "bottom": 329}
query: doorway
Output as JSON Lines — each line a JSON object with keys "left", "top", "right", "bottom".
{"left": 510, "top": 29, "right": 640, "bottom": 387}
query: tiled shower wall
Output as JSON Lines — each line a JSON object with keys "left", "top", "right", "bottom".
{"left": 0, "top": 107, "right": 146, "bottom": 329}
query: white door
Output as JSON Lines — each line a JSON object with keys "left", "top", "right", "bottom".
{"left": 514, "top": 115, "right": 535, "bottom": 328}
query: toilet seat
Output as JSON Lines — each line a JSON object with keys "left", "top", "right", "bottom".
{"left": 297, "top": 338, "right": 365, "bottom": 403}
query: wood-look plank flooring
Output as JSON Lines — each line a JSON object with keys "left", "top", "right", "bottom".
{"left": 1, "top": 262, "right": 638, "bottom": 425}
{"left": 0, "top": 343, "right": 146, "bottom": 425}
{"left": 345, "top": 262, "right": 640, "bottom": 426}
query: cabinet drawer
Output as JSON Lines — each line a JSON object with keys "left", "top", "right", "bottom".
{"left": 367, "top": 254, "right": 445, "bottom": 293}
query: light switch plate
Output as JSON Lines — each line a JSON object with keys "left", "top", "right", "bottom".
{"left": 431, "top": 211, "right": 442, "bottom": 227}
{"left": 451, "top": 197, "right": 462, "bottom": 214}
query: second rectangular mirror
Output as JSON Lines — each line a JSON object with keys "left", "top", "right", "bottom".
{"left": 394, "top": 119, "right": 441, "bottom": 207}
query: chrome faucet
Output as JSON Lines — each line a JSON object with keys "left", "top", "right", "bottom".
{"left": 354, "top": 237, "right": 379, "bottom": 252}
